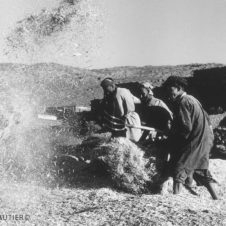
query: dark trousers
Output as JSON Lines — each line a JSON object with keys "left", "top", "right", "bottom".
{"left": 174, "top": 168, "right": 216, "bottom": 186}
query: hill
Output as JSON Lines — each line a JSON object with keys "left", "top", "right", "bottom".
{"left": 0, "top": 62, "right": 224, "bottom": 108}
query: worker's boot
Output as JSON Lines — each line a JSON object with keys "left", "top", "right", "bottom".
{"left": 173, "top": 182, "right": 182, "bottom": 194}
{"left": 204, "top": 183, "right": 218, "bottom": 200}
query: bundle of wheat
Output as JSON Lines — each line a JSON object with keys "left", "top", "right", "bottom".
{"left": 50, "top": 133, "right": 166, "bottom": 192}
{"left": 96, "top": 137, "right": 160, "bottom": 194}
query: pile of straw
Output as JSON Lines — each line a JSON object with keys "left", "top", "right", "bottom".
{"left": 97, "top": 137, "right": 160, "bottom": 194}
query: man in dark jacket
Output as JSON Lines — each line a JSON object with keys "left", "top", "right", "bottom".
{"left": 139, "top": 82, "right": 173, "bottom": 133}
{"left": 163, "top": 76, "right": 218, "bottom": 199}
{"left": 138, "top": 82, "right": 173, "bottom": 143}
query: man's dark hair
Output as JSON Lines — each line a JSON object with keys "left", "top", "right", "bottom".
{"left": 100, "top": 77, "right": 115, "bottom": 88}
{"left": 163, "top": 76, "right": 188, "bottom": 90}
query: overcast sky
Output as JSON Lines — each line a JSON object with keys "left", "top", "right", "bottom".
{"left": 0, "top": 0, "right": 226, "bottom": 68}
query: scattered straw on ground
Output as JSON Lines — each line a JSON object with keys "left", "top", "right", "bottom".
{"left": 0, "top": 174, "right": 226, "bottom": 225}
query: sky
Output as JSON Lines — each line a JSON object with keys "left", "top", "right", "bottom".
{"left": 0, "top": 0, "right": 226, "bottom": 68}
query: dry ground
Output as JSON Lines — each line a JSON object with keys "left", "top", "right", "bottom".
{"left": 0, "top": 149, "right": 226, "bottom": 225}
{"left": 0, "top": 159, "right": 226, "bottom": 226}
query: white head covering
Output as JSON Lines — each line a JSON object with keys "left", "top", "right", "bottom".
{"left": 141, "top": 82, "right": 154, "bottom": 95}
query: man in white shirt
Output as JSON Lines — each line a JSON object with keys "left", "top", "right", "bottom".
{"left": 100, "top": 78, "right": 142, "bottom": 142}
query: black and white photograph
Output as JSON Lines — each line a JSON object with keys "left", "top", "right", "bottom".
{"left": 0, "top": 0, "right": 226, "bottom": 225}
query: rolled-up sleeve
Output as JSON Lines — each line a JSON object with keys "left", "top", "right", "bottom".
{"left": 132, "top": 95, "right": 141, "bottom": 104}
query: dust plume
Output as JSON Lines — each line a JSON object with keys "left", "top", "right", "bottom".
{"left": 4, "top": 0, "right": 104, "bottom": 66}
{"left": 0, "top": 0, "right": 104, "bottom": 185}
{"left": 0, "top": 64, "right": 81, "bottom": 185}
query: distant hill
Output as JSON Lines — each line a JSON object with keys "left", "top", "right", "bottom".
{"left": 0, "top": 62, "right": 224, "bottom": 108}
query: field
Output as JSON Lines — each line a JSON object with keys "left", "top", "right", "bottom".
{"left": 0, "top": 63, "right": 226, "bottom": 225}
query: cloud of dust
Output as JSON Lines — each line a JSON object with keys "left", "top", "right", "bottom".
{"left": 4, "top": 0, "right": 104, "bottom": 67}
{"left": 0, "top": 64, "right": 82, "bottom": 186}
{"left": 0, "top": 86, "right": 58, "bottom": 184}
{"left": 0, "top": 0, "right": 104, "bottom": 186}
